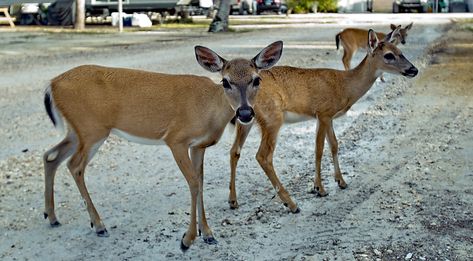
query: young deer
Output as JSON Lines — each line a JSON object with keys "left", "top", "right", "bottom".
{"left": 336, "top": 23, "right": 413, "bottom": 70}
{"left": 42, "top": 41, "right": 283, "bottom": 250}
{"left": 228, "top": 29, "right": 418, "bottom": 212}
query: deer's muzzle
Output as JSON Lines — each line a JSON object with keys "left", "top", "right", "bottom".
{"left": 236, "top": 106, "right": 255, "bottom": 124}
{"left": 403, "top": 66, "right": 418, "bottom": 78}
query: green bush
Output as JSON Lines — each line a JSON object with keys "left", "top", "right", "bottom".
{"left": 286, "top": 0, "right": 337, "bottom": 13}
{"left": 316, "top": 0, "right": 338, "bottom": 12}
{"left": 286, "top": 0, "right": 315, "bottom": 13}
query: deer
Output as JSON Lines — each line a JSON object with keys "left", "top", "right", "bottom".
{"left": 42, "top": 41, "right": 283, "bottom": 250}
{"left": 336, "top": 23, "right": 413, "bottom": 77}
{"left": 227, "top": 28, "right": 418, "bottom": 213}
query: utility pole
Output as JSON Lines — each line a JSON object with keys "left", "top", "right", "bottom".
{"left": 75, "top": 0, "right": 85, "bottom": 30}
{"left": 118, "top": 0, "right": 123, "bottom": 32}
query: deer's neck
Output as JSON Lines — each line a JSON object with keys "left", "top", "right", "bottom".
{"left": 345, "top": 55, "right": 381, "bottom": 106}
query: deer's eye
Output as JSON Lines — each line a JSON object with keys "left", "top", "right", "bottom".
{"left": 222, "top": 79, "right": 231, "bottom": 89}
{"left": 253, "top": 77, "right": 261, "bottom": 87}
{"left": 384, "top": 53, "right": 395, "bottom": 61}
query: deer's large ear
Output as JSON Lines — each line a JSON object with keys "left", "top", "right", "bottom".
{"left": 195, "top": 46, "right": 226, "bottom": 72}
{"left": 252, "top": 41, "right": 283, "bottom": 70}
{"left": 368, "top": 29, "right": 379, "bottom": 54}
{"left": 390, "top": 24, "right": 397, "bottom": 30}
{"left": 383, "top": 25, "right": 401, "bottom": 43}
{"left": 405, "top": 22, "right": 413, "bottom": 31}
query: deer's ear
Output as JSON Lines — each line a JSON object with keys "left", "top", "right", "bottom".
{"left": 390, "top": 24, "right": 397, "bottom": 30}
{"left": 368, "top": 29, "right": 379, "bottom": 54}
{"left": 405, "top": 22, "right": 413, "bottom": 31}
{"left": 252, "top": 41, "right": 283, "bottom": 70}
{"left": 195, "top": 46, "right": 226, "bottom": 73}
{"left": 384, "top": 25, "right": 401, "bottom": 43}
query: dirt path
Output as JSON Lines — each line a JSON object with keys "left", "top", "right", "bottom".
{"left": 0, "top": 19, "right": 471, "bottom": 260}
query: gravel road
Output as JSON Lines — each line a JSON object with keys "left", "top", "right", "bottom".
{"left": 0, "top": 14, "right": 472, "bottom": 260}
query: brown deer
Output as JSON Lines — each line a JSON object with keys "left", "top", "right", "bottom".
{"left": 42, "top": 41, "right": 283, "bottom": 250}
{"left": 336, "top": 23, "right": 413, "bottom": 71}
{"left": 228, "top": 29, "right": 418, "bottom": 212}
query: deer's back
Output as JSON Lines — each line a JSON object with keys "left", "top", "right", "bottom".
{"left": 50, "top": 65, "right": 229, "bottom": 141}
{"left": 339, "top": 28, "right": 386, "bottom": 50}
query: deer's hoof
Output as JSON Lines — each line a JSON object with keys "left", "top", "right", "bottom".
{"left": 96, "top": 228, "right": 109, "bottom": 237}
{"left": 203, "top": 236, "right": 218, "bottom": 245}
{"left": 310, "top": 187, "right": 328, "bottom": 197}
{"left": 228, "top": 200, "right": 239, "bottom": 210}
{"left": 180, "top": 233, "right": 190, "bottom": 252}
{"left": 50, "top": 220, "right": 61, "bottom": 227}
{"left": 284, "top": 203, "right": 300, "bottom": 214}
{"left": 337, "top": 180, "right": 348, "bottom": 189}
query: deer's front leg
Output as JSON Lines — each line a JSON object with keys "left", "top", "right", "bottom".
{"left": 256, "top": 119, "right": 299, "bottom": 213}
{"left": 312, "top": 119, "right": 328, "bottom": 197}
{"left": 229, "top": 122, "right": 253, "bottom": 209}
{"left": 170, "top": 144, "right": 204, "bottom": 251}
{"left": 190, "top": 147, "right": 217, "bottom": 245}
{"left": 325, "top": 119, "right": 347, "bottom": 189}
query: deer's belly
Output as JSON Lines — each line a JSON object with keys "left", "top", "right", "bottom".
{"left": 284, "top": 111, "right": 314, "bottom": 124}
{"left": 334, "top": 106, "right": 352, "bottom": 119}
{"left": 111, "top": 128, "right": 167, "bottom": 146}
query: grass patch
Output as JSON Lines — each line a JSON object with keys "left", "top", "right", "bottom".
{"left": 454, "top": 18, "right": 473, "bottom": 32}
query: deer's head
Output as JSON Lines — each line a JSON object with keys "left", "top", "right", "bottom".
{"left": 389, "top": 22, "right": 413, "bottom": 45}
{"left": 368, "top": 28, "right": 418, "bottom": 78}
{"left": 195, "top": 41, "right": 283, "bottom": 124}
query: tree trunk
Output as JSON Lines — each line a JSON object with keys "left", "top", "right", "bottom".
{"left": 208, "top": 0, "right": 230, "bottom": 32}
{"left": 75, "top": 0, "right": 85, "bottom": 30}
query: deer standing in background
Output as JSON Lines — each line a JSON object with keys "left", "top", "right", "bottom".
{"left": 42, "top": 41, "right": 283, "bottom": 250}
{"left": 227, "top": 29, "right": 418, "bottom": 212}
{"left": 336, "top": 23, "right": 413, "bottom": 72}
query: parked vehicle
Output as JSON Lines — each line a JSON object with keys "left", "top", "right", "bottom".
{"left": 392, "top": 0, "right": 427, "bottom": 12}
{"left": 85, "top": 0, "right": 179, "bottom": 16}
{"left": 176, "top": 0, "right": 212, "bottom": 18}
{"left": 256, "top": 0, "right": 287, "bottom": 14}
{"left": 448, "top": 0, "right": 469, "bottom": 12}
{"left": 230, "top": 0, "right": 253, "bottom": 14}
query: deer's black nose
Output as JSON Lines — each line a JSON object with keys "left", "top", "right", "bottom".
{"left": 236, "top": 106, "right": 255, "bottom": 124}
{"left": 404, "top": 66, "right": 418, "bottom": 78}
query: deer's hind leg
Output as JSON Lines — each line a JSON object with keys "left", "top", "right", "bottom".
{"left": 43, "top": 131, "right": 78, "bottom": 227}
{"left": 67, "top": 130, "right": 108, "bottom": 236}
{"left": 342, "top": 46, "right": 354, "bottom": 70}
{"left": 312, "top": 118, "right": 328, "bottom": 197}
